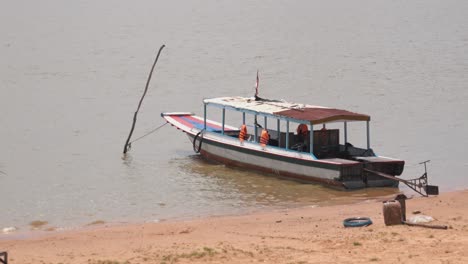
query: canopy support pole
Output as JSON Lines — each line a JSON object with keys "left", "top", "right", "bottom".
{"left": 277, "top": 119, "right": 281, "bottom": 147}
{"left": 204, "top": 103, "right": 207, "bottom": 130}
{"left": 366, "top": 121, "right": 370, "bottom": 149}
{"left": 310, "top": 123, "right": 314, "bottom": 155}
{"left": 254, "top": 115, "right": 258, "bottom": 142}
{"left": 222, "top": 108, "right": 225, "bottom": 135}
{"left": 286, "top": 120, "right": 290, "bottom": 149}
{"left": 242, "top": 112, "right": 245, "bottom": 124}
{"left": 344, "top": 121, "right": 348, "bottom": 144}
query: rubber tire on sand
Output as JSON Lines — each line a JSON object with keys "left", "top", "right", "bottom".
{"left": 343, "top": 217, "right": 373, "bottom": 227}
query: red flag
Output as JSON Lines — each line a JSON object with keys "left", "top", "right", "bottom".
{"left": 255, "top": 70, "right": 259, "bottom": 96}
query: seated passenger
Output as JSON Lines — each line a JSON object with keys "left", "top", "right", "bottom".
{"left": 296, "top": 124, "right": 309, "bottom": 140}
{"left": 295, "top": 124, "right": 309, "bottom": 152}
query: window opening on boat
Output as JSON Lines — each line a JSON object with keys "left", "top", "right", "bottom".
{"left": 341, "top": 121, "right": 371, "bottom": 152}
{"left": 312, "top": 122, "right": 340, "bottom": 159}
{"left": 238, "top": 113, "right": 256, "bottom": 142}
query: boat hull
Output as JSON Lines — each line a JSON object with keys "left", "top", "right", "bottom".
{"left": 187, "top": 133, "right": 400, "bottom": 189}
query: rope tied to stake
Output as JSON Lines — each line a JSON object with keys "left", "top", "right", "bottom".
{"left": 125, "top": 122, "right": 168, "bottom": 152}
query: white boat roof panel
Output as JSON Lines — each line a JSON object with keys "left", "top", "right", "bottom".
{"left": 204, "top": 96, "right": 370, "bottom": 124}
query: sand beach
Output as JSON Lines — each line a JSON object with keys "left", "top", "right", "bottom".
{"left": 1, "top": 190, "right": 467, "bottom": 264}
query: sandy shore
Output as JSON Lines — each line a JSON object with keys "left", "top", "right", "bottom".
{"left": 1, "top": 190, "right": 467, "bottom": 264}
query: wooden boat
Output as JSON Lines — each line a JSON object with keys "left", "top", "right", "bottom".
{"left": 162, "top": 96, "right": 404, "bottom": 189}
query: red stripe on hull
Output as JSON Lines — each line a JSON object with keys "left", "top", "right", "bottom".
{"left": 169, "top": 115, "right": 236, "bottom": 131}
{"left": 169, "top": 115, "right": 196, "bottom": 129}
{"left": 184, "top": 115, "right": 235, "bottom": 131}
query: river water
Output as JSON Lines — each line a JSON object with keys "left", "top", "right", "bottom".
{"left": 1, "top": 0, "right": 468, "bottom": 232}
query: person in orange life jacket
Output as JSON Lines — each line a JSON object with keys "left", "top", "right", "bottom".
{"left": 296, "top": 124, "right": 309, "bottom": 151}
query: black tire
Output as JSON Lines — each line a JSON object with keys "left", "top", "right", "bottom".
{"left": 192, "top": 130, "right": 204, "bottom": 153}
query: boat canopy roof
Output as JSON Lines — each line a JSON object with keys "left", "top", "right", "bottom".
{"left": 204, "top": 96, "right": 370, "bottom": 125}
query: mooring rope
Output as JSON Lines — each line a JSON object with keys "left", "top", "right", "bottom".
{"left": 129, "top": 122, "right": 168, "bottom": 145}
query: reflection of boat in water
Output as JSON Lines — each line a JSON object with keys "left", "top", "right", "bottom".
{"left": 162, "top": 96, "right": 404, "bottom": 189}
{"left": 176, "top": 155, "right": 400, "bottom": 207}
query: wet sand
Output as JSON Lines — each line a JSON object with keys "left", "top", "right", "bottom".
{"left": 1, "top": 190, "right": 467, "bottom": 264}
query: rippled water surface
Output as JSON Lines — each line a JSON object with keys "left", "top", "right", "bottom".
{"left": 1, "top": 0, "right": 468, "bottom": 231}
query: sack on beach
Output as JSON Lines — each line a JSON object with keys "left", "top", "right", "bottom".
{"left": 407, "top": 215, "right": 434, "bottom": 224}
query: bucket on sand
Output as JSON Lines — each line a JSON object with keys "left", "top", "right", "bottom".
{"left": 383, "top": 200, "right": 402, "bottom": 226}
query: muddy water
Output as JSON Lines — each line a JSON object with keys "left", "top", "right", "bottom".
{"left": 1, "top": 0, "right": 468, "bottom": 231}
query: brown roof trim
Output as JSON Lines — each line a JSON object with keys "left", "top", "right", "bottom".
{"left": 274, "top": 108, "right": 370, "bottom": 124}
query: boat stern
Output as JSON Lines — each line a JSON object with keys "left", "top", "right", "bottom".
{"left": 359, "top": 156, "right": 404, "bottom": 188}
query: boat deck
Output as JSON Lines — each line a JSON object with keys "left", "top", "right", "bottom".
{"left": 163, "top": 113, "right": 238, "bottom": 133}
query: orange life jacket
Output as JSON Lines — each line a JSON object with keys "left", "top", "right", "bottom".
{"left": 260, "top": 129, "right": 269, "bottom": 147}
{"left": 239, "top": 124, "right": 248, "bottom": 142}
{"left": 297, "top": 124, "right": 309, "bottom": 136}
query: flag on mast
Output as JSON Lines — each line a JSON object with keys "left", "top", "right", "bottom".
{"left": 255, "top": 70, "right": 259, "bottom": 97}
